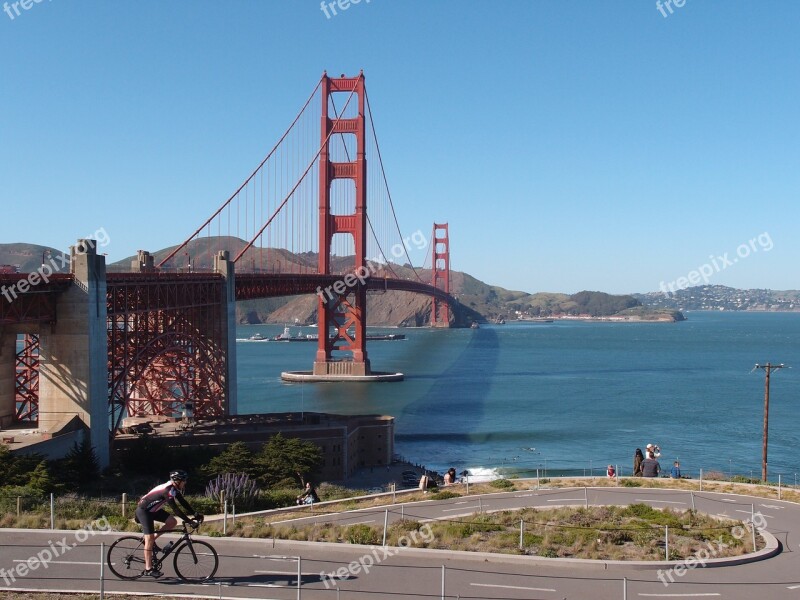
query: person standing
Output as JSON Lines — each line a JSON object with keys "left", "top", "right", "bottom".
{"left": 633, "top": 448, "right": 644, "bottom": 477}
{"left": 670, "top": 461, "right": 681, "bottom": 478}
{"left": 641, "top": 452, "right": 661, "bottom": 478}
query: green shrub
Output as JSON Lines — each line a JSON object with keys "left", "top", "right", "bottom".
{"left": 621, "top": 479, "right": 642, "bottom": 487}
{"left": 429, "top": 490, "right": 461, "bottom": 500}
{"left": 345, "top": 524, "right": 379, "bottom": 545}
{"left": 489, "top": 479, "right": 514, "bottom": 490}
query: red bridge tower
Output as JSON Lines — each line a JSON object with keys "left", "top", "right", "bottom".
{"left": 431, "top": 223, "right": 451, "bottom": 327}
{"left": 314, "top": 72, "right": 370, "bottom": 376}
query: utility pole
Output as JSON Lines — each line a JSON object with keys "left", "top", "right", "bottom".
{"left": 755, "top": 363, "right": 785, "bottom": 482}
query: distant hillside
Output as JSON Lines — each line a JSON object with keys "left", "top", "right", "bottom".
{"left": 1, "top": 239, "right": 679, "bottom": 325}
{"left": 0, "top": 243, "right": 69, "bottom": 274}
{"left": 636, "top": 285, "right": 800, "bottom": 312}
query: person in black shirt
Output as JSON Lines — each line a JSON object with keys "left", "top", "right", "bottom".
{"left": 641, "top": 452, "right": 661, "bottom": 478}
{"left": 135, "top": 470, "right": 202, "bottom": 577}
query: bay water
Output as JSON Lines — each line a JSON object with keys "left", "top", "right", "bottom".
{"left": 236, "top": 312, "right": 800, "bottom": 482}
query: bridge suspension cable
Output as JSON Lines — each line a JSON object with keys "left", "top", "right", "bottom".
{"left": 365, "top": 88, "right": 425, "bottom": 283}
{"left": 158, "top": 79, "right": 323, "bottom": 270}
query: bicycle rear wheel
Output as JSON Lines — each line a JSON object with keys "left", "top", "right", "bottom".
{"left": 106, "top": 536, "right": 146, "bottom": 580}
{"left": 173, "top": 539, "right": 218, "bottom": 582}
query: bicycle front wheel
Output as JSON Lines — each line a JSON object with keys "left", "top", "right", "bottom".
{"left": 106, "top": 536, "right": 146, "bottom": 580}
{"left": 173, "top": 539, "right": 218, "bottom": 582}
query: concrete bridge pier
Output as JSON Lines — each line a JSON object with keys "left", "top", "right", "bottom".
{"left": 0, "top": 332, "right": 16, "bottom": 428}
{"left": 214, "top": 250, "right": 237, "bottom": 415}
{"left": 37, "top": 240, "right": 109, "bottom": 468}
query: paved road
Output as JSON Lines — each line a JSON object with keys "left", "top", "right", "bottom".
{"left": 1, "top": 485, "right": 799, "bottom": 599}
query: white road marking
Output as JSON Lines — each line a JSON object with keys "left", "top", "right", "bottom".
{"left": 344, "top": 519, "right": 376, "bottom": 525}
{"left": 636, "top": 499, "right": 686, "bottom": 505}
{"left": 547, "top": 498, "right": 584, "bottom": 502}
{"left": 786, "top": 584, "right": 800, "bottom": 589}
{"left": 638, "top": 594, "right": 721, "bottom": 597}
{"left": 761, "top": 504, "right": 784, "bottom": 510}
{"left": 471, "top": 583, "right": 556, "bottom": 592}
{"left": 13, "top": 559, "right": 101, "bottom": 565}
{"left": 736, "top": 509, "right": 773, "bottom": 519}
{"left": 254, "top": 570, "right": 319, "bottom": 576}
{"left": 454, "top": 500, "right": 469, "bottom": 504}
{"left": 443, "top": 505, "right": 484, "bottom": 512}
{"left": 720, "top": 499, "right": 737, "bottom": 503}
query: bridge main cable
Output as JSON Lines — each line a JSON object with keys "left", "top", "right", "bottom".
{"left": 157, "top": 78, "right": 323, "bottom": 269}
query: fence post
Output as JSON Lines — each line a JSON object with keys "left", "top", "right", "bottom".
{"left": 465, "top": 475, "right": 469, "bottom": 495}
{"left": 665, "top": 526, "right": 669, "bottom": 560}
{"left": 392, "top": 482, "right": 396, "bottom": 504}
{"left": 690, "top": 491, "right": 695, "bottom": 511}
{"left": 50, "top": 493, "right": 55, "bottom": 530}
{"left": 699, "top": 469, "right": 703, "bottom": 492}
{"left": 297, "top": 556, "right": 301, "bottom": 600}
{"left": 616, "top": 464, "right": 619, "bottom": 486}
{"left": 519, "top": 519, "right": 524, "bottom": 550}
{"left": 100, "top": 541, "right": 105, "bottom": 600}
{"left": 121, "top": 493, "right": 127, "bottom": 519}
{"left": 536, "top": 468, "right": 540, "bottom": 490}
{"left": 232, "top": 502, "right": 236, "bottom": 526}
{"left": 16, "top": 496, "right": 20, "bottom": 519}
{"left": 778, "top": 474, "right": 782, "bottom": 500}
{"left": 219, "top": 490, "right": 225, "bottom": 515}
{"left": 751, "top": 504, "right": 756, "bottom": 551}
{"left": 382, "top": 509, "right": 389, "bottom": 546}
{"left": 623, "top": 576, "right": 627, "bottom": 600}
{"left": 441, "top": 565, "right": 446, "bottom": 600}
{"left": 401, "top": 504, "right": 404, "bottom": 521}
{"left": 584, "top": 487, "right": 588, "bottom": 508}
{"left": 223, "top": 499, "right": 228, "bottom": 536}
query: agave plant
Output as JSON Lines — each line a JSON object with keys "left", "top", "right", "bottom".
{"left": 205, "top": 473, "right": 260, "bottom": 510}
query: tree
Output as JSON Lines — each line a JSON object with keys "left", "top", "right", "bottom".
{"left": 27, "top": 461, "right": 54, "bottom": 495}
{"left": 202, "top": 442, "right": 259, "bottom": 480}
{"left": 54, "top": 438, "right": 99, "bottom": 488}
{"left": 255, "top": 434, "right": 322, "bottom": 488}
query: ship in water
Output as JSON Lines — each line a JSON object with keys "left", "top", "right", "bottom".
{"left": 270, "top": 326, "right": 405, "bottom": 342}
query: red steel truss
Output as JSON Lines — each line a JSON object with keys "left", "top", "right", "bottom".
{"left": 315, "top": 72, "right": 370, "bottom": 373}
{"left": 430, "top": 223, "right": 451, "bottom": 327}
{"left": 15, "top": 334, "right": 39, "bottom": 423}
{"left": 0, "top": 274, "right": 71, "bottom": 325}
{"left": 106, "top": 273, "right": 228, "bottom": 433}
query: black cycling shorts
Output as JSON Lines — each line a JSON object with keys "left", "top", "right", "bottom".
{"left": 134, "top": 506, "right": 170, "bottom": 535}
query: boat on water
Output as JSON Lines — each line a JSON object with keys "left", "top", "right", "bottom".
{"left": 272, "top": 326, "right": 404, "bottom": 341}
{"left": 470, "top": 321, "right": 480, "bottom": 329}
{"left": 248, "top": 333, "right": 267, "bottom": 341}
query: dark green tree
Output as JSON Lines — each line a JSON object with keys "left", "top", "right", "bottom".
{"left": 255, "top": 434, "right": 322, "bottom": 488}
{"left": 54, "top": 438, "right": 100, "bottom": 488}
{"left": 27, "top": 461, "right": 54, "bottom": 495}
{"left": 202, "top": 442, "right": 259, "bottom": 479}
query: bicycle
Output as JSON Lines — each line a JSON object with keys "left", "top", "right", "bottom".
{"left": 106, "top": 517, "right": 219, "bottom": 582}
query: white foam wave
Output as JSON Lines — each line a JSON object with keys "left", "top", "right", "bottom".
{"left": 463, "top": 467, "right": 501, "bottom": 482}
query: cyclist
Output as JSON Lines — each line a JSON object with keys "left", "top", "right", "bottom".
{"left": 135, "top": 470, "right": 202, "bottom": 577}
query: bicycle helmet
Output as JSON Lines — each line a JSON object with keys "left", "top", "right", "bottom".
{"left": 170, "top": 469, "right": 189, "bottom": 483}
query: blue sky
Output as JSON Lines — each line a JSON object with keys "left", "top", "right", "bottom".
{"left": 1, "top": 1, "right": 798, "bottom": 294}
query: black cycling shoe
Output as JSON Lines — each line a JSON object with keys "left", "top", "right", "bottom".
{"left": 143, "top": 568, "right": 163, "bottom": 578}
